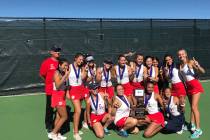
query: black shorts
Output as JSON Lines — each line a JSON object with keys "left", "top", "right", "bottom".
{"left": 164, "top": 113, "right": 185, "bottom": 133}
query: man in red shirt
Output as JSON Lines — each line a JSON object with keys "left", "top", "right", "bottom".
{"left": 39, "top": 46, "right": 61, "bottom": 133}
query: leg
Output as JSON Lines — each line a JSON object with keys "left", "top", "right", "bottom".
{"left": 191, "top": 93, "right": 201, "bottom": 129}
{"left": 45, "top": 95, "right": 54, "bottom": 132}
{"left": 144, "top": 122, "right": 162, "bottom": 138}
{"left": 102, "top": 113, "right": 114, "bottom": 128}
{"left": 188, "top": 95, "right": 195, "bottom": 124}
{"left": 83, "top": 98, "right": 89, "bottom": 124}
{"left": 107, "top": 98, "right": 113, "bottom": 114}
{"left": 92, "top": 122, "right": 104, "bottom": 139}
{"left": 71, "top": 100, "right": 82, "bottom": 134}
{"left": 137, "top": 117, "right": 151, "bottom": 126}
{"left": 54, "top": 112, "right": 60, "bottom": 127}
{"left": 123, "top": 117, "right": 137, "bottom": 130}
{"left": 52, "top": 106, "right": 68, "bottom": 134}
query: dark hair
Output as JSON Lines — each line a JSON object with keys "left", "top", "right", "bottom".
{"left": 152, "top": 56, "right": 159, "bottom": 62}
{"left": 146, "top": 81, "right": 154, "bottom": 87}
{"left": 115, "top": 84, "right": 123, "bottom": 91}
{"left": 144, "top": 56, "right": 153, "bottom": 62}
{"left": 74, "top": 53, "right": 84, "bottom": 60}
{"left": 164, "top": 87, "right": 171, "bottom": 92}
{"left": 57, "top": 58, "right": 69, "bottom": 75}
{"left": 163, "top": 54, "right": 174, "bottom": 66}
{"left": 118, "top": 54, "right": 126, "bottom": 60}
{"left": 58, "top": 58, "right": 69, "bottom": 67}
{"left": 135, "top": 53, "right": 144, "bottom": 60}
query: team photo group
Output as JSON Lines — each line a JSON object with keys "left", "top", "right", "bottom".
{"left": 40, "top": 46, "right": 205, "bottom": 140}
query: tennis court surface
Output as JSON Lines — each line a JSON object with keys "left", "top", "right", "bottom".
{"left": 0, "top": 81, "right": 210, "bottom": 140}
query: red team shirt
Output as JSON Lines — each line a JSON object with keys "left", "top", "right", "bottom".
{"left": 40, "top": 58, "right": 58, "bottom": 95}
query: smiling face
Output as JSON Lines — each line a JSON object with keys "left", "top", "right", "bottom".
{"left": 164, "top": 88, "right": 171, "bottom": 99}
{"left": 118, "top": 56, "right": 126, "bottom": 67}
{"left": 88, "top": 61, "right": 95, "bottom": 67}
{"left": 146, "top": 82, "right": 154, "bottom": 94}
{"left": 152, "top": 59, "right": 159, "bottom": 67}
{"left": 59, "top": 61, "right": 69, "bottom": 72}
{"left": 104, "top": 63, "right": 112, "bottom": 70}
{"left": 50, "top": 51, "right": 60, "bottom": 59}
{"left": 146, "top": 57, "right": 153, "bottom": 68}
{"left": 116, "top": 85, "right": 124, "bottom": 96}
{"left": 178, "top": 49, "right": 187, "bottom": 62}
{"left": 165, "top": 56, "right": 173, "bottom": 66}
{"left": 135, "top": 55, "right": 144, "bottom": 65}
{"left": 90, "top": 88, "right": 98, "bottom": 95}
{"left": 75, "top": 55, "right": 84, "bottom": 66}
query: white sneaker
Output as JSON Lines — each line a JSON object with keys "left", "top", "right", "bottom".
{"left": 182, "top": 124, "right": 188, "bottom": 131}
{"left": 58, "top": 133, "right": 67, "bottom": 140}
{"left": 73, "top": 130, "right": 83, "bottom": 135}
{"left": 82, "top": 122, "right": 89, "bottom": 129}
{"left": 176, "top": 130, "right": 183, "bottom": 135}
{"left": 73, "top": 133, "right": 82, "bottom": 140}
{"left": 48, "top": 132, "right": 60, "bottom": 140}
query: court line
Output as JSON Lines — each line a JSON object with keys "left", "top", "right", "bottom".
{"left": 0, "top": 92, "right": 45, "bottom": 98}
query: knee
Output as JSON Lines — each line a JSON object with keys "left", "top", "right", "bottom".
{"left": 96, "top": 132, "right": 104, "bottom": 139}
{"left": 62, "top": 114, "right": 68, "bottom": 121}
{"left": 132, "top": 118, "right": 138, "bottom": 126}
{"left": 74, "top": 108, "right": 81, "bottom": 115}
{"left": 191, "top": 104, "right": 198, "bottom": 112}
{"left": 143, "top": 131, "right": 151, "bottom": 138}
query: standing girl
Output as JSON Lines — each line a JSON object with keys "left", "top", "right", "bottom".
{"left": 177, "top": 49, "right": 205, "bottom": 139}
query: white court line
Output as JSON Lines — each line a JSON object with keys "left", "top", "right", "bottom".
{"left": 0, "top": 80, "right": 210, "bottom": 98}
{"left": 0, "top": 92, "right": 45, "bottom": 98}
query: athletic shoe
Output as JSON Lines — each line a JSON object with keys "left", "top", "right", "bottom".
{"left": 82, "top": 122, "right": 89, "bottom": 129}
{"left": 117, "top": 130, "right": 129, "bottom": 137}
{"left": 190, "top": 129, "right": 203, "bottom": 139}
{"left": 73, "top": 130, "right": 83, "bottom": 135}
{"left": 48, "top": 132, "right": 60, "bottom": 140}
{"left": 104, "top": 128, "right": 111, "bottom": 135}
{"left": 176, "top": 130, "right": 183, "bottom": 135}
{"left": 182, "top": 124, "right": 188, "bottom": 131}
{"left": 191, "top": 123, "right": 196, "bottom": 132}
{"left": 58, "top": 133, "right": 67, "bottom": 140}
{"left": 73, "top": 133, "right": 82, "bottom": 140}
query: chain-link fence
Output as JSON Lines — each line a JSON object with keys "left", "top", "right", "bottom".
{"left": 0, "top": 17, "right": 209, "bottom": 95}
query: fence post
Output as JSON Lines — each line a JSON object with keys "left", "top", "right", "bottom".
{"left": 150, "top": 19, "right": 153, "bottom": 50}
{"left": 43, "top": 18, "right": 47, "bottom": 50}
{"left": 193, "top": 19, "right": 197, "bottom": 58}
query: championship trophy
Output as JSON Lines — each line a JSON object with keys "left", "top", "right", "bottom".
{"left": 130, "top": 89, "right": 145, "bottom": 119}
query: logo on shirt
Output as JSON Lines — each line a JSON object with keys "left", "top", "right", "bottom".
{"left": 50, "top": 64, "right": 56, "bottom": 70}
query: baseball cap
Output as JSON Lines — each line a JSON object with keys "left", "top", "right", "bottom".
{"left": 89, "top": 83, "right": 99, "bottom": 90}
{"left": 50, "top": 46, "right": 61, "bottom": 52}
{"left": 104, "top": 58, "right": 113, "bottom": 64}
{"left": 86, "top": 55, "right": 94, "bottom": 62}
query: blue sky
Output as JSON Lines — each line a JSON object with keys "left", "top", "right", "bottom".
{"left": 0, "top": 0, "right": 210, "bottom": 18}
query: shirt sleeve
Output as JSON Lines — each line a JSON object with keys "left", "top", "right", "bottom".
{"left": 39, "top": 60, "right": 48, "bottom": 77}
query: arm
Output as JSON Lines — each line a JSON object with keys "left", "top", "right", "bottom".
{"left": 130, "top": 61, "right": 135, "bottom": 72}
{"left": 54, "top": 70, "right": 69, "bottom": 89}
{"left": 143, "top": 66, "right": 148, "bottom": 81}
{"left": 96, "top": 67, "right": 102, "bottom": 83}
{"left": 39, "top": 60, "right": 47, "bottom": 81}
{"left": 128, "top": 65, "right": 134, "bottom": 81}
{"left": 111, "top": 65, "right": 117, "bottom": 79}
{"left": 190, "top": 58, "right": 205, "bottom": 74}
{"left": 155, "top": 94, "right": 165, "bottom": 112}
{"left": 111, "top": 98, "right": 121, "bottom": 116}
{"left": 81, "top": 66, "right": 88, "bottom": 80}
